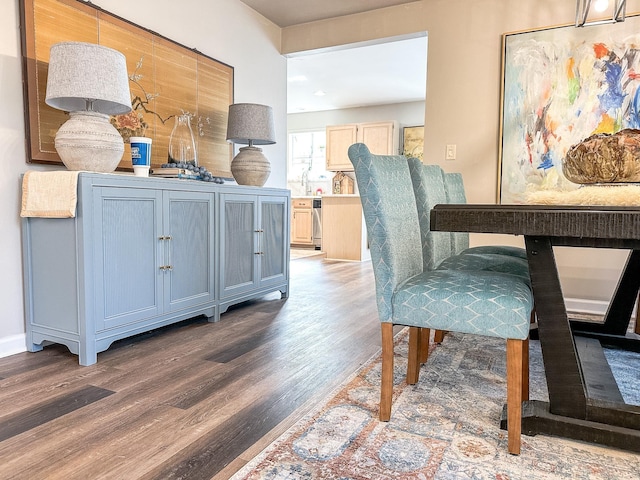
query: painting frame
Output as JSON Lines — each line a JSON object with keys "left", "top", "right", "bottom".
{"left": 402, "top": 125, "right": 424, "bottom": 160}
{"left": 499, "top": 15, "right": 640, "bottom": 204}
{"left": 19, "top": 0, "right": 234, "bottom": 177}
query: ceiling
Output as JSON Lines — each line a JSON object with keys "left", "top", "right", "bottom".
{"left": 287, "top": 36, "right": 427, "bottom": 114}
{"left": 239, "top": 0, "right": 419, "bottom": 28}
{"left": 238, "top": 0, "right": 427, "bottom": 114}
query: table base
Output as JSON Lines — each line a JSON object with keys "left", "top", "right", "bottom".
{"left": 500, "top": 401, "right": 640, "bottom": 453}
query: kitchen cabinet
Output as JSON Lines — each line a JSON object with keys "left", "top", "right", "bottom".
{"left": 321, "top": 195, "right": 370, "bottom": 262}
{"left": 291, "top": 197, "right": 313, "bottom": 245}
{"left": 219, "top": 192, "right": 289, "bottom": 314}
{"left": 326, "top": 121, "right": 398, "bottom": 171}
{"left": 22, "top": 173, "right": 289, "bottom": 365}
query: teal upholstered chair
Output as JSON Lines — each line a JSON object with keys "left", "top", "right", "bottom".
{"left": 348, "top": 143, "right": 532, "bottom": 455}
{"left": 407, "top": 158, "right": 530, "bottom": 344}
{"left": 407, "top": 158, "right": 529, "bottom": 282}
{"left": 443, "top": 172, "right": 528, "bottom": 260}
{"left": 406, "top": 159, "right": 453, "bottom": 270}
{"left": 442, "top": 170, "right": 535, "bottom": 330}
{"left": 407, "top": 158, "right": 529, "bottom": 281}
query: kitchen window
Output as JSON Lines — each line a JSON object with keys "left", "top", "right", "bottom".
{"left": 287, "top": 131, "right": 331, "bottom": 196}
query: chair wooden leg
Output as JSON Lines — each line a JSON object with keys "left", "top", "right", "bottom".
{"left": 522, "top": 338, "right": 529, "bottom": 401}
{"left": 506, "top": 338, "right": 524, "bottom": 455}
{"left": 434, "top": 330, "right": 447, "bottom": 343}
{"left": 380, "top": 323, "right": 394, "bottom": 421}
{"left": 407, "top": 327, "right": 421, "bottom": 384}
{"left": 419, "top": 327, "right": 430, "bottom": 364}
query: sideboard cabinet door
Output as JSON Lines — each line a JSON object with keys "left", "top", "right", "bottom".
{"left": 259, "top": 195, "right": 288, "bottom": 288}
{"left": 220, "top": 194, "right": 258, "bottom": 298}
{"left": 219, "top": 193, "right": 289, "bottom": 303}
{"left": 93, "top": 187, "right": 216, "bottom": 330}
{"left": 164, "top": 190, "right": 215, "bottom": 312}
{"left": 93, "top": 187, "right": 163, "bottom": 330}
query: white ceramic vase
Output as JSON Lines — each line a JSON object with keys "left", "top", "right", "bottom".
{"left": 55, "top": 111, "right": 124, "bottom": 172}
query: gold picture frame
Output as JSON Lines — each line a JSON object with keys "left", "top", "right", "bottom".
{"left": 499, "top": 15, "right": 640, "bottom": 203}
{"left": 19, "top": 0, "right": 234, "bottom": 177}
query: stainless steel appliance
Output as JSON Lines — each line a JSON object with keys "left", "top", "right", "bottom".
{"left": 312, "top": 198, "right": 322, "bottom": 250}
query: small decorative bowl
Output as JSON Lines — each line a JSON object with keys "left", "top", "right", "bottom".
{"left": 563, "top": 129, "right": 640, "bottom": 184}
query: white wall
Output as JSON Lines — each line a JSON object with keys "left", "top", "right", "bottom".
{"left": 1, "top": 0, "right": 30, "bottom": 356}
{"left": 0, "top": 0, "right": 286, "bottom": 358}
{"left": 287, "top": 101, "right": 425, "bottom": 134}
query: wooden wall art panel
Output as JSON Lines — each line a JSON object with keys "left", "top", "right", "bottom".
{"left": 20, "top": 0, "right": 234, "bottom": 177}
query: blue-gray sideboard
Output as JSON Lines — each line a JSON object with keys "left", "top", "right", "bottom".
{"left": 22, "top": 173, "right": 290, "bottom": 365}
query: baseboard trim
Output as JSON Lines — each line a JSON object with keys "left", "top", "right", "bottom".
{"left": 0, "top": 334, "right": 27, "bottom": 359}
{"left": 565, "top": 298, "right": 610, "bottom": 316}
{"left": 0, "top": 299, "right": 626, "bottom": 361}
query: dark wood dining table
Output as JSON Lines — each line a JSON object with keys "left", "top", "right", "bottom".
{"left": 430, "top": 204, "right": 640, "bottom": 453}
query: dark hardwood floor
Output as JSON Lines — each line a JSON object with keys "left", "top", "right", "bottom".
{"left": 0, "top": 256, "right": 383, "bottom": 479}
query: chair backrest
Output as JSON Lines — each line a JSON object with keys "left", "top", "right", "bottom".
{"left": 443, "top": 172, "right": 470, "bottom": 254}
{"left": 407, "top": 158, "right": 453, "bottom": 270}
{"left": 348, "top": 143, "right": 423, "bottom": 323}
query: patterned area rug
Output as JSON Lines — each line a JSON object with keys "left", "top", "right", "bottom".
{"left": 231, "top": 331, "right": 640, "bottom": 479}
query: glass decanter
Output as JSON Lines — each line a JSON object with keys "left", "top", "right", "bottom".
{"left": 168, "top": 113, "right": 198, "bottom": 166}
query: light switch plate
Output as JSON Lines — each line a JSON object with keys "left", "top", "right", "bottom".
{"left": 445, "top": 144, "right": 456, "bottom": 161}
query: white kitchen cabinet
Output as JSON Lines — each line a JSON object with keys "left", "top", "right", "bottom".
{"left": 326, "top": 121, "right": 398, "bottom": 171}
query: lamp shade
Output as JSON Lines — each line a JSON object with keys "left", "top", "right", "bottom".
{"left": 45, "top": 42, "right": 132, "bottom": 115}
{"left": 226, "top": 103, "right": 276, "bottom": 145}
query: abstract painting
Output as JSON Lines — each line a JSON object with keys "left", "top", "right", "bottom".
{"left": 500, "top": 15, "right": 640, "bottom": 203}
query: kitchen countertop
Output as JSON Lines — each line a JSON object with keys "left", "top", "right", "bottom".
{"left": 292, "top": 194, "right": 360, "bottom": 199}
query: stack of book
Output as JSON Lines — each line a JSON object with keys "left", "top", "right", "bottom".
{"left": 150, "top": 167, "right": 200, "bottom": 180}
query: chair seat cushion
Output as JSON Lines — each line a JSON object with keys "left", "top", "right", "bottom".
{"left": 461, "top": 245, "right": 528, "bottom": 260}
{"left": 392, "top": 269, "right": 532, "bottom": 340}
{"left": 437, "top": 253, "right": 530, "bottom": 284}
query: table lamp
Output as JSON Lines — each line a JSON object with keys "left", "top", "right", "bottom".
{"left": 226, "top": 103, "right": 276, "bottom": 186}
{"left": 45, "top": 41, "right": 132, "bottom": 172}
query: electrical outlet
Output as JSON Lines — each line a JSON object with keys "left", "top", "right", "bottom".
{"left": 445, "top": 144, "right": 456, "bottom": 161}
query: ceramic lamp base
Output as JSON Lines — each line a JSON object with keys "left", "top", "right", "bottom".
{"left": 231, "top": 146, "right": 271, "bottom": 187}
{"left": 55, "top": 111, "right": 124, "bottom": 172}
